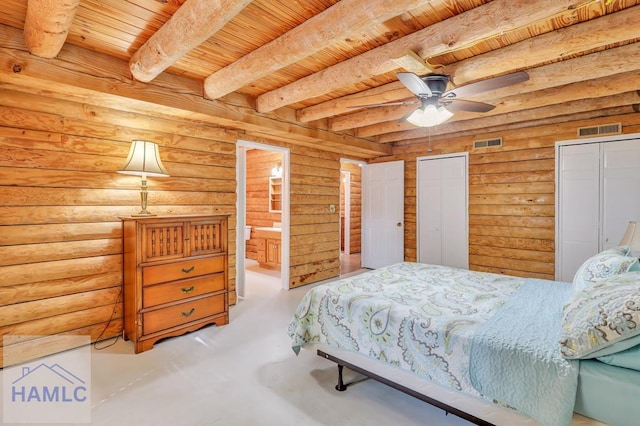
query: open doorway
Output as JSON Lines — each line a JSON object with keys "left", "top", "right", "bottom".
{"left": 236, "top": 141, "right": 290, "bottom": 299}
{"left": 340, "top": 159, "right": 364, "bottom": 275}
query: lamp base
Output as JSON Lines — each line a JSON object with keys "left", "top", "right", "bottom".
{"left": 130, "top": 208, "right": 157, "bottom": 217}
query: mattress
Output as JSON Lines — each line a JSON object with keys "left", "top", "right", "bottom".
{"left": 574, "top": 360, "right": 640, "bottom": 426}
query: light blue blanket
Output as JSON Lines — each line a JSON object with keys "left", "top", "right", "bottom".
{"left": 469, "top": 279, "right": 579, "bottom": 426}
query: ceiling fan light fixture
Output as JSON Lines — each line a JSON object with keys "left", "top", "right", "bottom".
{"left": 406, "top": 104, "right": 453, "bottom": 127}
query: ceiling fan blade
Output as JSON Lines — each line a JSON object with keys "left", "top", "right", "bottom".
{"left": 347, "top": 100, "right": 419, "bottom": 109}
{"left": 442, "top": 71, "right": 529, "bottom": 99}
{"left": 397, "top": 72, "right": 432, "bottom": 97}
{"left": 442, "top": 99, "right": 495, "bottom": 113}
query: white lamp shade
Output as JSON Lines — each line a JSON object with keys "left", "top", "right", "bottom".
{"left": 406, "top": 104, "right": 453, "bottom": 127}
{"left": 619, "top": 221, "right": 640, "bottom": 253}
{"left": 118, "top": 140, "right": 169, "bottom": 177}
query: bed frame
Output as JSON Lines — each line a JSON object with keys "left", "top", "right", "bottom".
{"left": 318, "top": 349, "right": 493, "bottom": 426}
{"left": 312, "top": 345, "right": 605, "bottom": 426}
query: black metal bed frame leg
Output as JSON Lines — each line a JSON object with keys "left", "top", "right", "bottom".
{"left": 335, "top": 364, "right": 348, "bottom": 391}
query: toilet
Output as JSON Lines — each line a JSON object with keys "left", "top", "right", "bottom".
{"left": 245, "top": 225, "right": 252, "bottom": 240}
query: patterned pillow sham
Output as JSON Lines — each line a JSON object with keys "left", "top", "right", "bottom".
{"left": 572, "top": 246, "right": 638, "bottom": 293}
{"left": 560, "top": 271, "right": 640, "bottom": 359}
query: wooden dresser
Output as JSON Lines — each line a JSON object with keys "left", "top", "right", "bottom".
{"left": 121, "top": 215, "right": 229, "bottom": 353}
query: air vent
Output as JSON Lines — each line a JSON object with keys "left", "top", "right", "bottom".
{"left": 473, "top": 137, "right": 503, "bottom": 149}
{"left": 577, "top": 123, "right": 622, "bottom": 137}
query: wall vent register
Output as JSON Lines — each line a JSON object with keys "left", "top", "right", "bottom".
{"left": 473, "top": 137, "right": 503, "bottom": 149}
{"left": 577, "top": 123, "right": 621, "bottom": 138}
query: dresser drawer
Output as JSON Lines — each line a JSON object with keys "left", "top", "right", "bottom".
{"left": 143, "top": 256, "right": 224, "bottom": 286}
{"left": 143, "top": 273, "right": 225, "bottom": 308}
{"left": 143, "top": 294, "right": 226, "bottom": 335}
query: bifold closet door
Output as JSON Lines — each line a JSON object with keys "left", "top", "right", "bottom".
{"left": 557, "top": 138, "right": 640, "bottom": 282}
{"left": 417, "top": 154, "right": 468, "bottom": 269}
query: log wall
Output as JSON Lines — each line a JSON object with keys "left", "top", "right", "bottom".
{"left": 0, "top": 87, "right": 349, "bottom": 365}
{"left": 374, "top": 113, "right": 640, "bottom": 280}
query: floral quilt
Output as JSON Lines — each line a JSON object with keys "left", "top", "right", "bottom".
{"left": 288, "top": 262, "right": 525, "bottom": 395}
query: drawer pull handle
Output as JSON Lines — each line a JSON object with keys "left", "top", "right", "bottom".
{"left": 181, "top": 266, "right": 195, "bottom": 274}
{"left": 181, "top": 286, "right": 195, "bottom": 294}
{"left": 181, "top": 308, "right": 195, "bottom": 317}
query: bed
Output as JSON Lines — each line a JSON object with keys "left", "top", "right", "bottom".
{"left": 288, "top": 256, "right": 640, "bottom": 426}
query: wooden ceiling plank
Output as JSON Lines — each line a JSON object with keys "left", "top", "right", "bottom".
{"left": 203, "top": 0, "right": 437, "bottom": 100}
{"left": 23, "top": 0, "right": 80, "bottom": 58}
{"left": 255, "top": 0, "right": 591, "bottom": 113}
{"left": 299, "top": 4, "right": 640, "bottom": 124}
{"left": 129, "top": 0, "right": 253, "bottom": 83}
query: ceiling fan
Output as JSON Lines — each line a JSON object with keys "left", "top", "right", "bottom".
{"left": 354, "top": 71, "right": 530, "bottom": 127}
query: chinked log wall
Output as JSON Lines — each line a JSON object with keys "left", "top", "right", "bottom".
{"left": 374, "top": 113, "right": 640, "bottom": 280}
{"left": 0, "top": 89, "right": 343, "bottom": 365}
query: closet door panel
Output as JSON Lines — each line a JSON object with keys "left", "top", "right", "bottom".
{"left": 601, "top": 140, "right": 640, "bottom": 250}
{"left": 558, "top": 143, "right": 600, "bottom": 282}
{"left": 418, "top": 159, "right": 443, "bottom": 265}
{"left": 417, "top": 155, "right": 468, "bottom": 269}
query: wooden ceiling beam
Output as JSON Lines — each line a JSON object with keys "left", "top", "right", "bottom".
{"left": 376, "top": 91, "right": 640, "bottom": 143}
{"left": 23, "top": 0, "right": 80, "bottom": 58}
{"left": 203, "top": 0, "right": 437, "bottom": 100}
{"left": 129, "top": 0, "right": 253, "bottom": 83}
{"left": 255, "top": 0, "right": 590, "bottom": 113}
{"left": 299, "top": 5, "right": 640, "bottom": 123}
{"left": 351, "top": 41, "right": 640, "bottom": 136}
{"left": 297, "top": 82, "right": 408, "bottom": 123}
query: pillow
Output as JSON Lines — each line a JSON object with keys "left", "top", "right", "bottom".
{"left": 597, "top": 342, "right": 640, "bottom": 371}
{"left": 572, "top": 246, "right": 639, "bottom": 293}
{"left": 560, "top": 271, "right": 640, "bottom": 359}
